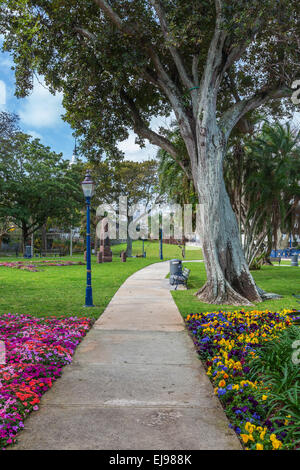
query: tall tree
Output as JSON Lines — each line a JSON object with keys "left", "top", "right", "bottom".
{"left": 0, "top": 132, "right": 83, "bottom": 251}
{"left": 91, "top": 159, "right": 158, "bottom": 256}
{"left": 230, "top": 122, "right": 300, "bottom": 266}
{"left": 1, "top": 1, "right": 299, "bottom": 303}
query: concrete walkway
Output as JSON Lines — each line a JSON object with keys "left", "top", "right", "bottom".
{"left": 12, "top": 261, "right": 241, "bottom": 450}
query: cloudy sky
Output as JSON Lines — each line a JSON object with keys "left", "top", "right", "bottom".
{"left": 0, "top": 40, "right": 166, "bottom": 163}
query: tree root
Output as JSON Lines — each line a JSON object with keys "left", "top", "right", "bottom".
{"left": 256, "top": 286, "right": 282, "bottom": 300}
{"left": 195, "top": 281, "right": 255, "bottom": 306}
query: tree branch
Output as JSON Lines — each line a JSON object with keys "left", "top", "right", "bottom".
{"left": 221, "top": 16, "right": 265, "bottom": 76}
{"left": 220, "top": 86, "right": 292, "bottom": 140}
{"left": 74, "top": 27, "right": 97, "bottom": 42}
{"left": 94, "top": 0, "right": 197, "bottom": 166}
{"left": 120, "top": 89, "right": 191, "bottom": 176}
{"left": 197, "top": 0, "right": 227, "bottom": 117}
{"left": 150, "top": 0, "right": 194, "bottom": 91}
{"left": 192, "top": 55, "right": 200, "bottom": 87}
{"left": 93, "top": 0, "right": 134, "bottom": 35}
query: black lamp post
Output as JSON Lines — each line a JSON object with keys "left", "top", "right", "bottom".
{"left": 159, "top": 227, "right": 163, "bottom": 260}
{"left": 81, "top": 170, "right": 95, "bottom": 307}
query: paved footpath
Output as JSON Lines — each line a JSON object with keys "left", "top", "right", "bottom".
{"left": 12, "top": 261, "right": 241, "bottom": 450}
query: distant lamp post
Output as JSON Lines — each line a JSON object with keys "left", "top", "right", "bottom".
{"left": 159, "top": 227, "right": 163, "bottom": 260}
{"left": 142, "top": 238, "right": 146, "bottom": 258}
{"left": 81, "top": 170, "right": 95, "bottom": 307}
{"left": 69, "top": 141, "right": 77, "bottom": 257}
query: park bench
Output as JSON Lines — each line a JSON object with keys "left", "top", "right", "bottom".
{"left": 0, "top": 251, "right": 19, "bottom": 257}
{"left": 272, "top": 257, "right": 281, "bottom": 265}
{"left": 38, "top": 249, "right": 66, "bottom": 258}
{"left": 170, "top": 267, "right": 191, "bottom": 290}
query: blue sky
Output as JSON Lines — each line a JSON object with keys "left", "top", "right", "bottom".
{"left": 0, "top": 40, "right": 160, "bottom": 162}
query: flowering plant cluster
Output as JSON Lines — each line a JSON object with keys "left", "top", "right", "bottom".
{"left": 0, "top": 313, "right": 93, "bottom": 449}
{"left": 186, "top": 309, "right": 297, "bottom": 450}
{"left": 0, "top": 260, "right": 85, "bottom": 272}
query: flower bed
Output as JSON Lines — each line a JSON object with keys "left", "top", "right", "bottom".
{"left": 185, "top": 309, "right": 299, "bottom": 450}
{"left": 0, "top": 313, "right": 93, "bottom": 449}
{"left": 0, "top": 260, "right": 85, "bottom": 272}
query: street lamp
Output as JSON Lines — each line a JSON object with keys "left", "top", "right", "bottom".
{"left": 159, "top": 227, "right": 163, "bottom": 260}
{"left": 81, "top": 169, "right": 95, "bottom": 307}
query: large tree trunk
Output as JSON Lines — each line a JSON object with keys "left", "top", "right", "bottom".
{"left": 191, "top": 127, "right": 262, "bottom": 306}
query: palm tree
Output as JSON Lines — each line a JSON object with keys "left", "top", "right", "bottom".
{"left": 225, "top": 122, "right": 300, "bottom": 266}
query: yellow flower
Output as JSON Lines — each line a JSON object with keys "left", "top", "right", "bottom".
{"left": 262, "top": 395, "right": 268, "bottom": 401}
{"left": 256, "top": 443, "right": 263, "bottom": 450}
{"left": 260, "top": 431, "right": 266, "bottom": 440}
{"left": 241, "top": 434, "right": 249, "bottom": 444}
{"left": 272, "top": 439, "right": 282, "bottom": 450}
{"left": 245, "top": 422, "right": 255, "bottom": 434}
{"left": 219, "top": 380, "right": 226, "bottom": 387}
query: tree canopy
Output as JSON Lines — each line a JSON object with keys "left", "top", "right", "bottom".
{"left": 1, "top": 0, "right": 298, "bottom": 159}
{"left": 0, "top": 114, "right": 83, "bottom": 249}
{"left": 1, "top": 1, "right": 299, "bottom": 304}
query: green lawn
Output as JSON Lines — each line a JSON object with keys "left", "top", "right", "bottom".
{"left": 172, "top": 262, "right": 300, "bottom": 317}
{"left": 2, "top": 241, "right": 296, "bottom": 320}
{"left": 0, "top": 241, "right": 202, "bottom": 319}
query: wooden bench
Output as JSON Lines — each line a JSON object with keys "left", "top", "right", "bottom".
{"left": 38, "top": 249, "right": 66, "bottom": 258}
{"left": 170, "top": 267, "right": 191, "bottom": 290}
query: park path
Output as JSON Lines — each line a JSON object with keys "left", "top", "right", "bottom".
{"left": 12, "top": 261, "right": 241, "bottom": 450}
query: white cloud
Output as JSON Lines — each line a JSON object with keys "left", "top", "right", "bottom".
{"left": 19, "top": 77, "right": 65, "bottom": 128}
{"left": 27, "top": 129, "right": 43, "bottom": 140}
{"left": 118, "top": 115, "right": 173, "bottom": 162}
{"left": 118, "top": 131, "right": 157, "bottom": 162}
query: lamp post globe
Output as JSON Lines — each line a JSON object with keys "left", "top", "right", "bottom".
{"left": 81, "top": 169, "right": 95, "bottom": 307}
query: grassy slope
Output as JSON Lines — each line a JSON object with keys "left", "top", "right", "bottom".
{"left": 172, "top": 262, "right": 300, "bottom": 317}
{"left": 0, "top": 241, "right": 202, "bottom": 319}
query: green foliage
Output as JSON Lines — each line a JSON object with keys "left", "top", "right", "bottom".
{"left": 109, "top": 159, "right": 159, "bottom": 206}
{"left": 157, "top": 127, "right": 196, "bottom": 205}
{"left": 0, "top": 1, "right": 298, "bottom": 158}
{"left": 0, "top": 113, "right": 83, "bottom": 244}
{"left": 245, "top": 122, "right": 300, "bottom": 242}
{"left": 248, "top": 326, "right": 300, "bottom": 448}
{"left": 225, "top": 121, "right": 300, "bottom": 264}
{"left": 249, "top": 253, "right": 265, "bottom": 271}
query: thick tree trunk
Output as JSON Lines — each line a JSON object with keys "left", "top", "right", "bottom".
{"left": 191, "top": 128, "right": 262, "bottom": 306}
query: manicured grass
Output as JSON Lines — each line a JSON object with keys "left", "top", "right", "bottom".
{"left": 172, "top": 262, "right": 300, "bottom": 317}
{"left": 0, "top": 241, "right": 202, "bottom": 319}
{"left": 111, "top": 240, "right": 203, "bottom": 260}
